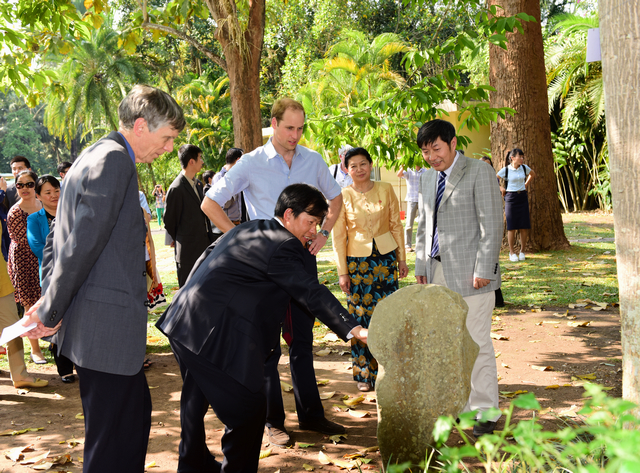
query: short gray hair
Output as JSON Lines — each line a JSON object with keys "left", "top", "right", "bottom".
{"left": 119, "top": 85, "right": 186, "bottom": 132}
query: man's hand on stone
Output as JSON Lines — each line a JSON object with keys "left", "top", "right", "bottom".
{"left": 473, "top": 277, "right": 490, "bottom": 289}
{"left": 308, "top": 233, "right": 327, "bottom": 255}
{"left": 416, "top": 275, "right": 428, "bottom": 285}
{"left": 351, "top": 326, "right": 368, "bottom": 344}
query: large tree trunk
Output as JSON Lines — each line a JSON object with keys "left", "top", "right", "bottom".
{"left": 488, "top": 0, "right": 569, "bottom": 251}
{"left": 600, "top": 0, "right": 640, "bottom": 405}
{"left": 207, "top": 0, "right": 265, "bottom": 153}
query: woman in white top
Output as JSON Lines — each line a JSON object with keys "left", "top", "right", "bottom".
{"left": 497, "top": 148, "right": 535, "bottom": 262}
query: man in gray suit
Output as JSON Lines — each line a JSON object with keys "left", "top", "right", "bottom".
{"left": 414, "top": 119, "right": 503, "bottom": 437}
{"left": 24, "top": 85, "right": 185, "bottom": 472}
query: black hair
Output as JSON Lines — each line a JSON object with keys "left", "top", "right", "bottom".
{"left": 274, "top": 184, "right": 328, "bottom": 221}
{"left": 10, "top": 156, "right": 31, "bottom": 169}
{"left": 344, "top": 147, "right": 372, "bottom": 168}
{"left": 16, "top": 169, "right": 38, "bottom": 184}
{"left": 225, "top": 148, "right": 243, "bottom": 164}
{"left": 178, "top": 144, "right": 202, "bottom": 169}
{"left": 35, "top": 174, "right": 60, "bottom": 194}
{"left": 57, "top": 162, "right": 72, "bottom": 174}
{"left": 481, "top": 156, "right": 494, "bottom": 167}
{"left": 510, "top": 148, "right": 525, "bottom": 162}
{"left": 202, "top": 170, "right": 215, "bottom": 185}
{"left": 416, "top": 119, "right": 456, "bottom": 148}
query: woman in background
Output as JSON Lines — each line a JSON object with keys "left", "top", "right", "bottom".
{"left": 153, "top": 184, "right": 166, "bottom": 227}
{"left": 7, "top": 170, "right": 46, "bottom": 364}
{"left": 497, "top": 148, "right": 535, "bottom": 262}
{"left": 27, "top": 174, "right": 75, "bottom": 382}
{"left": 332, "top": 147, "right": 408, "bottom": 392}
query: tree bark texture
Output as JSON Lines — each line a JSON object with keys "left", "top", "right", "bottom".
{"left": 599, "top": 0, "right": 640, "bottom": 405}
{"left": 488, "top": 0, "right": 569, "bottom": 251}
{"left": 204, "top": 0, "right": 265, "bottom": 153}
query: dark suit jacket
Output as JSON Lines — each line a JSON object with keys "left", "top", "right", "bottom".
{"left": 2, "top": 183, "right": 17, "bottom": 213}
{"left": 38, "top": 131, "right": 148, "bottom": 376}
{"left": 156, "top": 218, "right": 359, "bottom": 393}
{"left": 164, "top": 173, "right": 214, "bottom": 285}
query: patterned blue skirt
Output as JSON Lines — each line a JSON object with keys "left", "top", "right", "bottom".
{"left": 347, "top": 241, "right": 398, "bottom": 388}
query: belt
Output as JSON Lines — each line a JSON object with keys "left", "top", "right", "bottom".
{"left": 506, "top": 190, "right": 526, "bottom": 194}
{"left": 431, "top": 255, "right": 441, "bottom": 262}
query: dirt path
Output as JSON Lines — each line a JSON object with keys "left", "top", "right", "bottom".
{"left": 0, "top": 304, "right": 621, "bottom": 472}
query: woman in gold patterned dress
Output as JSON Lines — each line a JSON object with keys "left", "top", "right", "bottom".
{"left": 332, "top": 147, "right": 408, "bottom": 392}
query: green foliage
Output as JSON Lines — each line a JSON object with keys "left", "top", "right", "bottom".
{"left": 175, "top": 74, "right": 233, "bottom": 169}
{"left": 0, "top": 0, "right": 104, "bottom": 101}
{"left": 299, "top": 2, "right": 533, "bottom": 167}
{"left": 43, "top": 21, "right": 149, "bottom": 147}
{"left": 546, "top": 11, "right": 609, "bottom": 212}
{"left": 388, "top": 386, "right": 640, "bottom": 472}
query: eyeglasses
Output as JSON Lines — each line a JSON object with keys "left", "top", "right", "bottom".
{"left": 16, "top": 182, "right": 35, "bottom": 189}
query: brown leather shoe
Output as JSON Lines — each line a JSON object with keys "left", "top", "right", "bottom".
{"left": 265, "top": 426, "right": 291, "bottom": 447}
{"left": 14, "top": 378, "right": 48, "bottom": 389}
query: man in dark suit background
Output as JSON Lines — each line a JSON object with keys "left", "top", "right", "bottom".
{"left": 24, "top": 85, "right": 185, "bottom": 473}
{"left": 157, "top": 184, "right": 367, "bottom": 473}
{"left": 164, "top": 144, "right": 214, "bottom": 287}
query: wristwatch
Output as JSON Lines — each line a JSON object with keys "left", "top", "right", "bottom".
{"left": 318, "top": 229, "right": 330, "bottom": 238}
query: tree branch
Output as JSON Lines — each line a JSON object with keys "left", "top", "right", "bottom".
{"left": 140, "top": 21, "right": 227, "bottom": 71}
{"left": 138, "top": 0, "right": 226, "bottom": 71}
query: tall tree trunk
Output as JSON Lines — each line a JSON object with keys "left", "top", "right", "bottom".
{"left": 488, "top": 0, "right": 569, "bottom": 251}
{"left": 600, "top": 0, "right": 640, "bottom": 405}
{"left": 207, "top": 0, "right": 265, "bottom": 154}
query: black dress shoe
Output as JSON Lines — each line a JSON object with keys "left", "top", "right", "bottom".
{"left": 299, "top": 417, "right": 345, "bottom": 435}
{"left": 61, "top": 375, "right": 76, "bottom": 383}
{"left": 473, "top": 420, "right": 497, "bottom": 437}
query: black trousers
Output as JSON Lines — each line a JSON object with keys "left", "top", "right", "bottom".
{"left": 171, "top": 340, "right": 266, "bottom": 473}
{"left": 264, "top": 250, "right": 325, "bottom": 428}
{"left": 75, "top": 365, "right": 151, "bottom": 473}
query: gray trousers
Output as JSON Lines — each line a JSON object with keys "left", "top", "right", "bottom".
{"left": 404, "top": 201, "right": 419, "bottom": 248}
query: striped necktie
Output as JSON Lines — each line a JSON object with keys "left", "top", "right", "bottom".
{"left": 430, "top": 171, "right": 446, "bottom": 258}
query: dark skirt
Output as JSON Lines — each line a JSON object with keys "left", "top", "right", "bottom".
{"left": 346, "top": 241, "right": 398, "bottom": 388}
{"left": 505, "top": 191, "right": 531, "bottom": 231}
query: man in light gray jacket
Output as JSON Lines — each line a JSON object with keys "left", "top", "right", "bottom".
{"left": 415, "top": 119, "right": 503, "bottom": 437}
{"left": 24, "top": 85, "right": 185, "bottom": 473}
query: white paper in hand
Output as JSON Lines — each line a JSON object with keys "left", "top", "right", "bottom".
{"left": 0, "top": 319, "right": 37, "bottom": 345}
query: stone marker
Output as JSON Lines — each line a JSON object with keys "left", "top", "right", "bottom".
{"left": 368, "top": 284, "right": 479, "bottom": 468}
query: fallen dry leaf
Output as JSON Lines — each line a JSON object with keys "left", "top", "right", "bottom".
{"left": 5, "top": 445, "right": 34, "bottom": 462}
{"left": 318, "top": 451, "right": 332, "bottom": 465}
{"left": 359, "top": 446, "right": 379, "bottom": 454}
{"left": 545, "top": 385, "right": 560, "bottom": 390}
{"left": 0, "top": 428, "right": 44, "bottom": 437}
{"left": 31, "top": 461, "right": 54, "bottom": 470}
{"left": 145, "top": 460, "right": 158, "bottom": 468}
{"left": 259, "top": 449, "right": 272, "bottom": 459}
{"left": 501, "top": 363, "right": 510, "bottom": 368}
{"left": 315, "top": 348, "right": 332, "bottom": 357}
{"left": 280, "top": 381, "right": 293, "bottom": 392}
{"left": 348, "top": 410, "right": 370, "bottom": 418}
{"left": 490, "top": 332, "right": 509, "bottom": 340}
{"left": 20, "top": 450, "right": 50, "bottom": 465}
{"left": 298, "top": 443, "right": 315, "bottom": 448}
{"left": 75, "top": 413, "right": 84, "bottom": 420}
{"left": 529, "top": 340, "right": 541, "bottom": 343}
{"left": 323, "top": 333, "right": 339, "bottom": 342}
{"left": 316, "top": 380, "right": 330, "bottom": 386}
{"left": 531, "top": 365, "right": 553, "bottom": 371}
{"left": 303, "top": 464, "right": 315, "bottom": 471}
{"left": 343, "top": 395, "right": 364, "bottom": 407}
{"left": 319, "top": 391, "right": 335, "bottom": 400}
{"left": 495, "top": 352, "right": 501, "bottom": 358}
{"left": 329, "top": 434, "right": 348, "bottom": 444}
{"left": 568, "top": 321, "right": 592, "bottom": 327}
{"left": 576, "top": 373, "right": 597, "bottom": 380}
{"left": 343, "top": 453, "right": 364, "bottom": 460}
